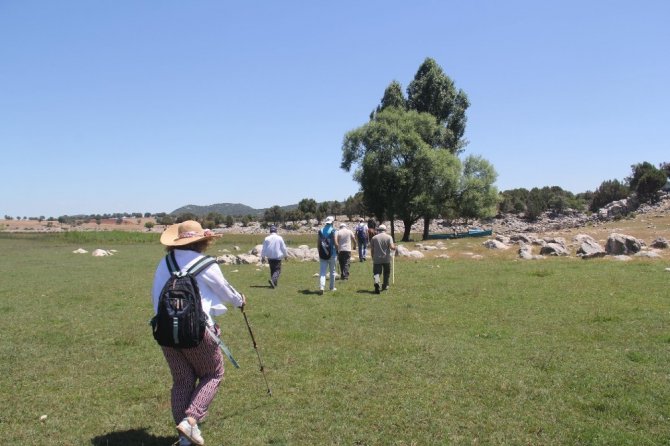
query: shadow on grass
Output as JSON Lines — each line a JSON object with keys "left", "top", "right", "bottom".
{"left": 91, "top": 428, "right": 174, "bottom": 446}
{"left": 356, "top": 289, "right": 381, "bottom": 295}
{"left": 298, "top": 289, "right": 323, "bottom": 295}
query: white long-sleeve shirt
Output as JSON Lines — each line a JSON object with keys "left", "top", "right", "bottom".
{"left": 151, "top": 249, "right": 245, "bottom": 326}
{"left": 260, "top": 233, "right": 288, "bottom": 260}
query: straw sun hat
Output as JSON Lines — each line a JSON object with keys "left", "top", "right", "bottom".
{"left": 160, "top": 220, "right": 220, "bottom": 247}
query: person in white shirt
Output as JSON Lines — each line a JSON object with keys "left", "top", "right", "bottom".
{"left": 260, "top": 225, "right": 288, "bottom": 288}
{"left": 151, "top": 220, "right": 246, "bottom": 446}
{"left": 336, "top": 223, "right": 357, "bottom": 280}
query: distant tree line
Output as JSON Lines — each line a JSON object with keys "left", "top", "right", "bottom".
{"left": 9, "top": 159, "right": 667, "bottom": 231}
{"left": 498, "top": 161, "right": 669, "bottom": 220}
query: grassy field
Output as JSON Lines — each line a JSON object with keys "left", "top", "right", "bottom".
{"left": 0, "top": 231, "right": 669, "bottom": 445}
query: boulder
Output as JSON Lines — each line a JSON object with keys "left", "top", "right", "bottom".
{"left": 518, "top": 244, "right": 535, "bottom": 260}
{"left": 482, "top": 239, "right": 508, "bottom": 250}
{"left": 396, "top": 245, "right": 425, "bottom": 258}
{"left": 287, "top": 246, "right": 319, "bottom": 261}
{"left": 634, "top": 251, "right": 662, "bottom": 259}
{"left": 215, "top": 254, "right": 238, "bottom": 265}
{"left": 576, "top": 238, "right": 606, "bottom": 259}
{"left": 237, "top": 253, "right": 260, "bottom": 265}
{"left": 605, "top": 233, "right": 643, "bottom": 255}
{"left": 539, "top": 243, "right": 569, "bottom": 256}
{"left": 651, "top": 237, "right": 669, "bottom": 249}
{"left": 510, "top": 234, "right": 537, "bottom": 244}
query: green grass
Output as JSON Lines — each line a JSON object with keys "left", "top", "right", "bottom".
{"left": 1, "top": 233, "right": 669, "bottom": 445}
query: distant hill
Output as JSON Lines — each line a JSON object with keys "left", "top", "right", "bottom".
{"left": 171, "top": 202, "right": 297, "bottom": 217}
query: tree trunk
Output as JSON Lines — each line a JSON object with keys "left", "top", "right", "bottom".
{"left": 422, "top": 216, "right": 431, "bottom": 240}
{"left": 402, "top": 218, "right": 412, "bottom": 241}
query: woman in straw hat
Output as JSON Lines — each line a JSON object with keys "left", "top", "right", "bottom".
{"left": 151, "top": 220, "right": 246, "bottom": 446}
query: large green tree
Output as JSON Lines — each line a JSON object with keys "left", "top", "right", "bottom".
{"left": 627, "top": 161, "right": 667, "bottom": 202}
{"left": 298, "top": 198, "right": 317, "bottom": 221}
{"left": 407, "top": 57, "right": 470, "bottom": 154}
{"left": 454, "top": 155, "right": 499, "bottom": 223}
{"left": 341, "top": 107, "right": 460, "bottom": 241}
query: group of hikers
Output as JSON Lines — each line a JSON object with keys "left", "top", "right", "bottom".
{"left": 150, "top": 217, "right": 395, "bottom": 445}
{"left": 260, "top": 215, "right": 396, "bottom": 295}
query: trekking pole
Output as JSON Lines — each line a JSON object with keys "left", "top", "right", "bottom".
{"left": 392, "top": 250, "right": 395, "bottom": 285}
{"left": 241, "top": 306, "right": 272, "bottom": 397}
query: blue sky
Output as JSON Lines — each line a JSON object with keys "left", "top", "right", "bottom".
{"left": 2, "top": 1, "right": 668, "bottom": 218}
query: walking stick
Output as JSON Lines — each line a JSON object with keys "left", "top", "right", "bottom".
{"left": 241, "top": 306, "right": 272, "bottom": 396}
{"left": 392, "top": 250, "right": 395, "bottom": 285}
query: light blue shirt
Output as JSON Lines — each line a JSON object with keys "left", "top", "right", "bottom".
{"left": 320, "top": 224, "right": 337, "bottom": 259}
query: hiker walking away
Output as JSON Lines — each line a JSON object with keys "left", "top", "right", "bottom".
{"left": 336, "top": 222, "right": 356, "bottom": 280}
{"left": 317, "top": 216, "right": 339, "bottom": 295}
{"left": 151, "top": 220, "right": 246, "bottom": 446}
{"left": 260, "top": 225, "right": 288, "bottom": 289}
{"left": 370, "top": 224, "right": 396, "bottom": 294}
{"left": 367, "top": 219, "right": 377, "bottom": 247}
{"left": 355, "top": 218, "right": 368, "bottom": 262}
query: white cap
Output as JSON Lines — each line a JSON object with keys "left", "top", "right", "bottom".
{"left": 325, "top": 216, "right": 334, "bottom": 224}
{"left": 378, "top": 224, "right": 386, "bottom": 231}
{"left": 339, "top": 223, "right": 346, "bottom": 228}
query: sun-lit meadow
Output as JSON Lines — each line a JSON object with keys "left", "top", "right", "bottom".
{"left": 1, "top": 230, "right": 669, "bottom": 445}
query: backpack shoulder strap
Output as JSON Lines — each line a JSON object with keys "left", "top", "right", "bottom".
{"left": 186, "top": 255, "right": 217, "bottom": 277}
{"left": 166, "top": 251, "right": 179, "bottom": 274}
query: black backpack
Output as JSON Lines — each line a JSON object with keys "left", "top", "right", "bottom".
{"left": 317, "top": 229, "right": 334, "bottom": 260}
{"left": 151, "top": 251, "right": 217, "bottom": 348}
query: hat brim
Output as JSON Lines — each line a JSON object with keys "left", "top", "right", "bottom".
{"left": 160, "top": 225, "right": 220, "bottom": 247}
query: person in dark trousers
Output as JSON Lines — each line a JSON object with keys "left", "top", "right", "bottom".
{"left": 355, "top": 218, "right": 368, "bottom": 262}
{"left": 151, "top": 220, "right": 246, "bottom": 446}
{"left": 370, "top": 224, "right": 396, "bottom": 294}
{"left": 260, "top": 225, "right": 288, "bottom": 288}
{"left": 336, "top": 222, "right": 356, "bottom": 280}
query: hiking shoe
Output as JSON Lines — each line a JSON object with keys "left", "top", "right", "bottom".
{"left": 268, "top": 279, "right": 275, "bottom": 289}
{"left": 330, "top": 288, "right": 337, "bottom": 292}
{"left": 179, "top": 435, "right": 193, "bottom": 446}
{"left": 177, "top": 419, "right": 204, "bottom": 446}
{"left": 318, "top": 289, "right": 324, "bottom": 296}
{"left": 374, "top": 283, "right": 380, "bottom": 294}
{"left": 382, "top": 285, "right": 389, "bottom": 291}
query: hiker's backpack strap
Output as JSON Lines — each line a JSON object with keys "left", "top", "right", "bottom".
{"left": 166, "top": 250, "right": 179, "bottom": 274}
{"left": 186, "top": 255, "right": 217, "bottom": 277}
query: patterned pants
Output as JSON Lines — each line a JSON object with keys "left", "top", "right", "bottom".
{"left": 161, "top": 327, "right": 224, "bottom": 423}
{"left": 268, "top": 259, "right": 282, "bottom": 285}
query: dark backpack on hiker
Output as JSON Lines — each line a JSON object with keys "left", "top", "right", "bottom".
{"left": 355, "top": 224, "right": 367, "bottom": 242}
{"left": 317, "top": 229, "right": 334, "bottom": 260}
{"left": 151, "top": 251, "right": 217, "bottom": 348}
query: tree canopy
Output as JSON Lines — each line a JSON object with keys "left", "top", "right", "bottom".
{"left": 627, "top": 162, "right": 667, "bottom": 202}
{"left": 407, "top": 58, "right": 470, "bottom": 154}
{"left": 341, "top": 58, "right": 501, "bottom": 240}
{"left": 342, "top": 107, "right": 460, "bottom": 241}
